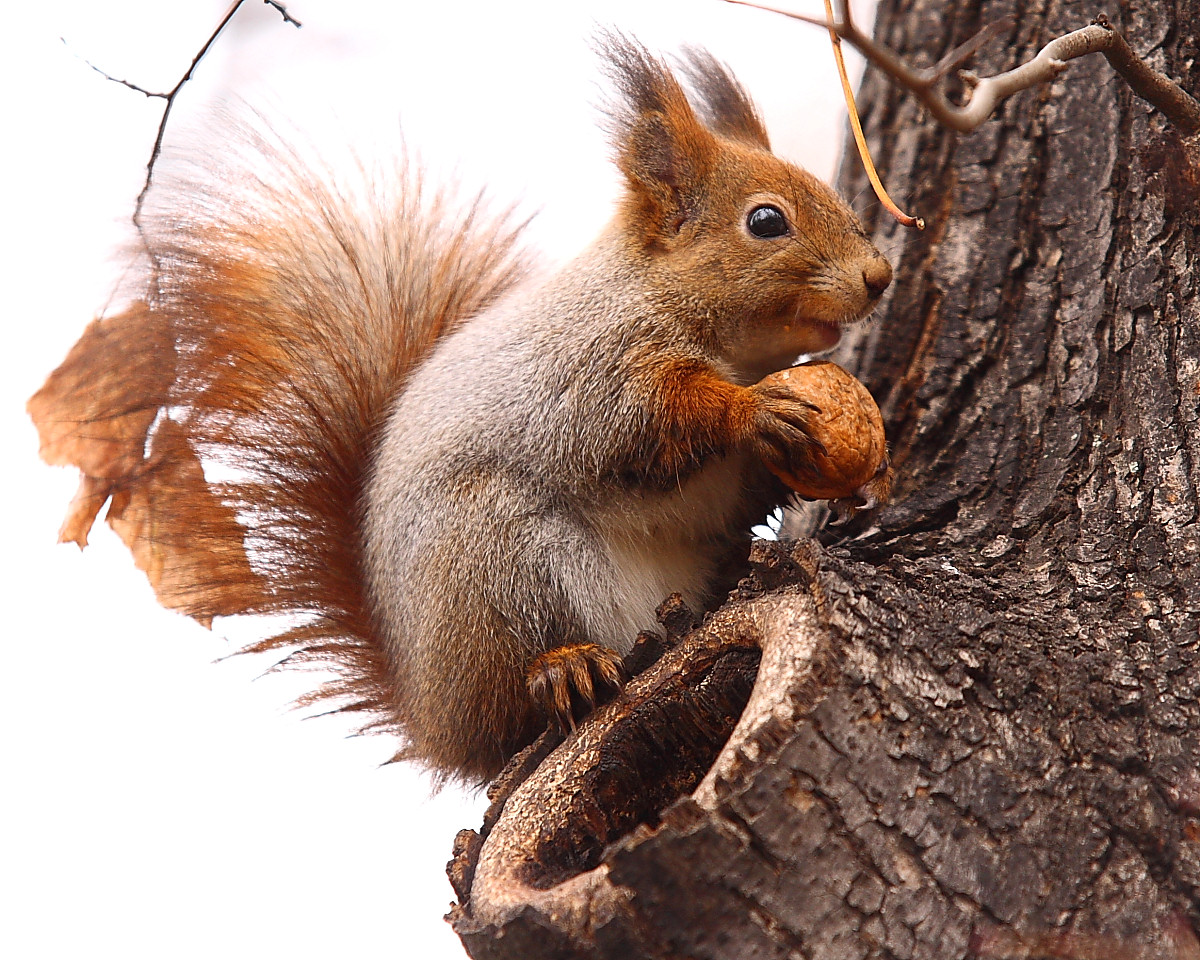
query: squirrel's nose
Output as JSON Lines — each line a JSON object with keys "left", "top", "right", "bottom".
{"left": 862, "top": 256, "right": 892, "bottom": 299}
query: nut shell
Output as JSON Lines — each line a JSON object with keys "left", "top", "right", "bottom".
{"left": 759, "top": 361, "right": 887, "bottom": 501}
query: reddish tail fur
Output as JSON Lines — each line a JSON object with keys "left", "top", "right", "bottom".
{"left": 29, "top": 126, "right": 531, "bottom": 749}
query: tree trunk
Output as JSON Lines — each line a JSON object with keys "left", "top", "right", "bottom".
{"left": 448, "top": 1, "right": 1200, "bottom": 957}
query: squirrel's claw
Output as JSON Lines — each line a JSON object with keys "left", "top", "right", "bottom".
{"left": 526, "top": 642, "right": 625, "bottom": 733}
{"left": 829, "top": 454, "right": 894, "bottom": 524}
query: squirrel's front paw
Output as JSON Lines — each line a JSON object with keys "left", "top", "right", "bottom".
{"left": 750, "top": 378, "right": 828, "bottom": 478}
{"left": 526, "top": 642, "right": 624, "bottom": 732}
{"left": 752, "top": 363, "right": 890, "bottom": 506}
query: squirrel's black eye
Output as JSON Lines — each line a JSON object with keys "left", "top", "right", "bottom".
{"left": 746, "top": 205, "right": 789, "bottom": 238}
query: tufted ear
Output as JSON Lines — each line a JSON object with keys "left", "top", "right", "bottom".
{"left": 599, "top": 32, "right": 719, "bottom": 240}
{"left": 676, "top": 46, "right": 772, "bottom": 150}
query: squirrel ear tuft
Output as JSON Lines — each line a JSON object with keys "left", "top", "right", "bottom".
{"left": 598, "top": 31, "right": 716, "bottom": 236}
{"left": 675, "top": 46, "right": 771, "bottom": 151}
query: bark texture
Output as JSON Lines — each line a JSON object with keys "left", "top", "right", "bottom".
{"left": 449, "top": 1, "right": 1200, "bottom": 956}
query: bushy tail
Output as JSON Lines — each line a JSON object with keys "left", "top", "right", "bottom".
{"left": 29, "top": 124, "right": 532, "bottom": 747}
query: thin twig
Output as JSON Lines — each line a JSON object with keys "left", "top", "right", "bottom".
{"left": 264, "top": 0, "right": 302, "bottom": 27}
{"left": 1089, "top": 13, "right": 1200, "bottom": 136}
{"left": 926, "top": 18, "right": 1012, "bottom": 86}
{"left": 70, "top": 0, "right": 302, "bottom": 237}
{"left": 70, "top": 48, "right": 165, "bottom": 99}
{"left": 725, "top": 1, "right": 1200, "bottom": 136}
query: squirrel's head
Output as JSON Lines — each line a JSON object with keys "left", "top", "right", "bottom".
{"left": 602, "top": 34, "right": 892, "bottom": 377}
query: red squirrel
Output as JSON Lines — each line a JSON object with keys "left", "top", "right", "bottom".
{"left": 30, "top": 36, "right": 891, "bottom": 783}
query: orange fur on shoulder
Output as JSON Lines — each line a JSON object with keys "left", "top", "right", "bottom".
{"left": 617, "top": 354, "right": 759, "bottom": 486}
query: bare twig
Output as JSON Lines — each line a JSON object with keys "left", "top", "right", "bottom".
{"left": 71, "top": 50, "right": 163, "bottom": 98}
{"left": 70, "top": 0, "right": 302, "bottom": 235}
{"left": 925, "top": 17, "right": 1013, "bottom": 86}
{"left": 263, "top": 0, "right": 302, "bottom": 27}
{"left": 725, "top": 1, "right": 1200, "bottom": 136}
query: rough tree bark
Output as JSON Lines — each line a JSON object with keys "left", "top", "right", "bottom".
{"left": 448, "top": 1, "right": 1200, "bottom": 957}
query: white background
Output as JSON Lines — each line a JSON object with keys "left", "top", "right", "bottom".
{"left": 3, "top": 2, "right": 868, "bottom": 957}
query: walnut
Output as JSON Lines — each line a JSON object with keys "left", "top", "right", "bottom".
{"left": 759, "top": 361, "right": 891, "bottom": 514}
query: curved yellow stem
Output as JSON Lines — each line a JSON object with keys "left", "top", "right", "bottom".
{"left": 824, "top": 0, "right": 925, "bottom": 230}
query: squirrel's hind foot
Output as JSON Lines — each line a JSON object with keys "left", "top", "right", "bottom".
{"left": 526, "top": 642, "right": 625, "bottom": 733}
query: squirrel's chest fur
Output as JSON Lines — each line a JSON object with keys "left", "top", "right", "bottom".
{"left": 580, "top": 452, "right": 755, "bottom": 645}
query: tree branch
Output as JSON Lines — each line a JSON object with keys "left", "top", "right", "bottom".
{"left": 725, "top": 1, "right": 1200, "bottom": 136}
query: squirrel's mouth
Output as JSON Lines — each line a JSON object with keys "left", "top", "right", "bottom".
{"left": 806, "top": 320, "right": 844, "bottom": 351}
{"left": 737, "top": 313, "right": 847, "bottom": 379}
{"left": 788, "top": 316, "right": 846, "bottom": 353}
